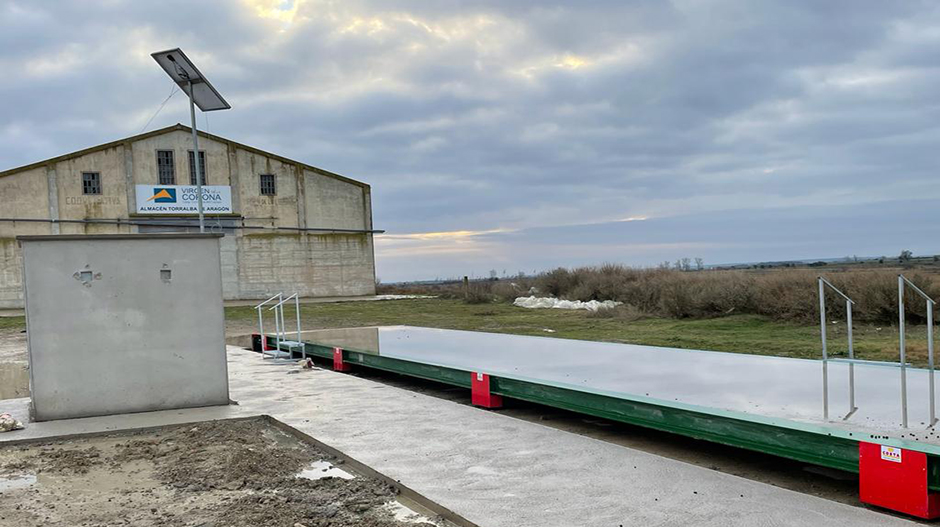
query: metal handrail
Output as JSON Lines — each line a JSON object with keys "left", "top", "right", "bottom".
{"left": 819, "top": 277, "right": 855, "bottom": 304}
{"left": 255, "top": 293, "right": 282, "bottom": 310}
{"left": 256, "top": 292, "right": 282, "bottom": 359}
{"left": 828, "top": 358, "right": 912, "bottom": 368}
{"left": 898, "top": 275, "right": 937, "bottom": 429}
{"left": 268, "top": 292, "right": 299, "bottom": 309}
{"left": 267, "top": 292, "right": 303, "bottom": 358}
{"left": 901, "top": 275, "right": 936, "bottom": 304}
{"left": 818, "top": 277, "right": 858, "bottom": 421}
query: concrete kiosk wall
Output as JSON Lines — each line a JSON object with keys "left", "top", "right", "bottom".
{"left": 19, "top": 234, "right": 229, "bottom": 421}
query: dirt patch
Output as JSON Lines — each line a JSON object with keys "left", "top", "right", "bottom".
{"left": 0, "top": 325, "right": 28, "bottom": 401}
{"left": 0, "top": 327, "right": 26, "bottom": 363}
{"left": 0, "top": 361, "right": 28, "bottom": 400}
{"left": 0, "top": 418, "right": 442, "bottom": 527}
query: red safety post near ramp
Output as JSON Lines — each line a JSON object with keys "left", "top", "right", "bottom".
{"left": 333, "top": 347, "right": 352, "bottom": 372}
{"left": 252, "top": 334, "right": 275, "bottom": 351}
{"left": 859, "top": 441, "right": 940, "bottom": 519}
{"left": 471, "top": 372, "right": 503, "bottom": 408}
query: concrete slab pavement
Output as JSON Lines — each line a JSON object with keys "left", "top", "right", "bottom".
{"left": 223, "top": 348, "right": 914, "bottom": 527}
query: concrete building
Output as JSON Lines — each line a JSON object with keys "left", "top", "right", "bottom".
{"left": 0, "top": 124, "right": 378, "bottom": 308}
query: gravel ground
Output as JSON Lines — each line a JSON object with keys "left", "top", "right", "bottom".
{"left": 0, "top": 418, "right": 442, "bottom": 527}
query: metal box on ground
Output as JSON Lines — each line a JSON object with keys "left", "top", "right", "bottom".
{"left": 18, "top": 234, "right": 229, "bottom": 421}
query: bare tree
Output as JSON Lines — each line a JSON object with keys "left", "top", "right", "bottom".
{"left": 694, "top": 257, "right": 704, "bottom": 271}
{"left": 899, "top": 249, "right": 913, "bottom": 262}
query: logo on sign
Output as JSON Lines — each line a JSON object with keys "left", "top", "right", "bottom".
{"left": 880, "top": 445, "right": 902, "bottom": 463}
{"left": 147, "top": 188, "right": 177, "bottom": 203}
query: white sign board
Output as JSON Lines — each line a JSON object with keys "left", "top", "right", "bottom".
{"left": 135, "top": 185, "right": 232, "bottom": 214}
{"left": 880, "top": 445, "right": 902, "bottom": 463}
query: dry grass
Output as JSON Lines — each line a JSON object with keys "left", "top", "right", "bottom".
{"left": 539, "top": 265, "right": 938, "bottom": 325}
{"left": 382, "top": 265, "right": 939, "bottom": 325}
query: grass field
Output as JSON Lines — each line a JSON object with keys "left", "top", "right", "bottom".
{"left": 1, "top": 297, "right": 928, "bottom": 366}
{"left": 226, "top": 298, "right": 933, "bottom": 366}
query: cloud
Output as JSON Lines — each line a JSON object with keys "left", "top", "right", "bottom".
{"left": 2, "top": 1, "right": 939, "bottom": 280}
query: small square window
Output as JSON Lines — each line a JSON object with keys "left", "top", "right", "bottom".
{"left": 157, "top": 150, "right": 175, "bottom": 185}
{"left": 188, "top": 150, "right": 207, "bottom": 185}
{"left": 82, "top": 172, "right": 101, "bottom": 195}
{"left": 260, "top": 174, "right": 276, "bottom": 196}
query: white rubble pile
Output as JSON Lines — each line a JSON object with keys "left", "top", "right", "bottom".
{"left": 512, "top": 296, "right": 622, "bottom": 312}
{"left": 373, "top": 295, "right": 437, "bottom": 300}
{"left": 0, "top": 413, "right": 23, "bottom": 432}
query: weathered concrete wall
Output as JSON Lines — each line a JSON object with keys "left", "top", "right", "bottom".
{"left": 0, "top": 167, "right": 49, "bottom": 307}
{"left": 234, "top": 233, "right": 375, "bottom": 298}
{"left": 0, "top": 239, "right": 22, "bottom": 307}
{"left": 54, "top": 144, "right": 131, "bottom": 232}
{"left": 131, "top": 130, "right": 232, "bottom": 187}
{"left": 236, "top": 149, "right": 301, "bottom": 229}
{"left": 0, "top": 168, "right": 51, "bottom": 238}
{"left": 0, "top": 126, "right": 376, "bottom": 307}
{"left": 21, "top": 234, "right": 228, "bottom": 421}
{"left": 304, "top": 169, "right": 368, "bottom": 230}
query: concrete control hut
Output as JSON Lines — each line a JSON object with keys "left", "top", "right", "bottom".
{"left": 0, "top": 124, "right": 379, "bottom": 308}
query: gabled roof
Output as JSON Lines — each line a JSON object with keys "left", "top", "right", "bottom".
{"left": 0, "top": 123, "right": 368, "bottom": 188}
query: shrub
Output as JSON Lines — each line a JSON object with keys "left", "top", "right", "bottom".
{"left": 530, "top": 264, "right": 938, "bottom": 325}
{"left": 463, "top": 283, "right": 494, "bottom": 304}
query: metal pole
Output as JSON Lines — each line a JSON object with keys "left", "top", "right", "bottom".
{"left": 277, "top": 300, "right": 287, "bottom": 350}
{"left": 188, "top": 79, "right": 205, "bottom": 233}
{"left": 899, "top": 275, "right": 909, "bottom": 428}
{"left": 819, "top": 278, "right": 829, "bottom": 420}
{"left": 295, "top": 294, "right": 303, "bottom": 358}
{"left": 929, "top": 300, "right": 936, "bottom": 427}
{"left": 295, "top": 294, "right": 301, "bottom": 342}
{"left": 257, "top": 306, "right": 265, "bottom": 358}
{"left": 274, "top": 293, "right": 282, "bottom": 357}
{"left": 847, "top": 299, "right": 856, "bottom": 417}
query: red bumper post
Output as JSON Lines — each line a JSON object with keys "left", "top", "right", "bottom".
{"left": 859, "top": 441, "right": 940, "bottom": 519}
{"left": 252, "top": 334, "right": 276, "bottom": 352}
{"left": 333, "top": 347, "right": 352, "bottom": 372}
{"left": 471, "top": 372, "right": 503, "bottom": 408}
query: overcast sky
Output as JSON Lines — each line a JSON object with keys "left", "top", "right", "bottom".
{"left": 1, "top": 1, "right": 938, "bottom": 281}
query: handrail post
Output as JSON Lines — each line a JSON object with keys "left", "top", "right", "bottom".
{"left": 254, "top": 292, "right": 283, "bottom": 360}
{"left": 819, "top": 277, "right": 858, "bottom": 420}
{"left": 819, "top": 277, "right": 829, "bottom": 421}
{"left": 275, "top": 292, "right": 283, "bottom": 357}
{"left": 899, "top": 275, "right": 909, "bottom": 428}
{"left": 294, "top": 293, "right": 303, "bottom": 342}
{"left": 897, "top": 274, "right": 938, "bottom": 428}
{"left": 929, "top": 298, "right": 936, "bottom": 427}
{"left": 280, "top": 300, "right": 286, "bottom": 346}
{"left": 846, "top": 299, "right": 857, "bottom": 419}
{"left": 257, "top": 305, "right": 266, "bottom": 358}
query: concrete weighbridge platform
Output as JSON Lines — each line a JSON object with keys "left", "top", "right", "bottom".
{"left": 0, "top": 342, "right": 927, "bottom": 526}
{"left": 259, "top": 325, "right": 940, "bottom": 520}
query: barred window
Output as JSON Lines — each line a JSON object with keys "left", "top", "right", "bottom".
{"left": 157, "top": 150, "right": 175, "bottom": 184}
{"left": 188, "top": 150, "right": 207, "bottom": 185}
{"left": 259, "top": 174, "right": 276, "bottom": 196}
{"left": 82, "top": 172, "right": 101, "bottom": 195}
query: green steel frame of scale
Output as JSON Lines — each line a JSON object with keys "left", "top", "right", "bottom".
{"left": 270, "top": 337, "right": 940, "bottom": 491}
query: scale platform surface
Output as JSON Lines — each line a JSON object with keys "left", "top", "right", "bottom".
{"left": 259, "top": 325, "right": 940, "bottom": 518}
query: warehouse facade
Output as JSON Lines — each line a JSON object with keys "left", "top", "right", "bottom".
{"left": 0, "top": 124, "right": 378, "bottom": 308}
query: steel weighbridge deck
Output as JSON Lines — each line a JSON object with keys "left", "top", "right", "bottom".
{"left": 256, "top": 325, "right": 940, "bottom": 519}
